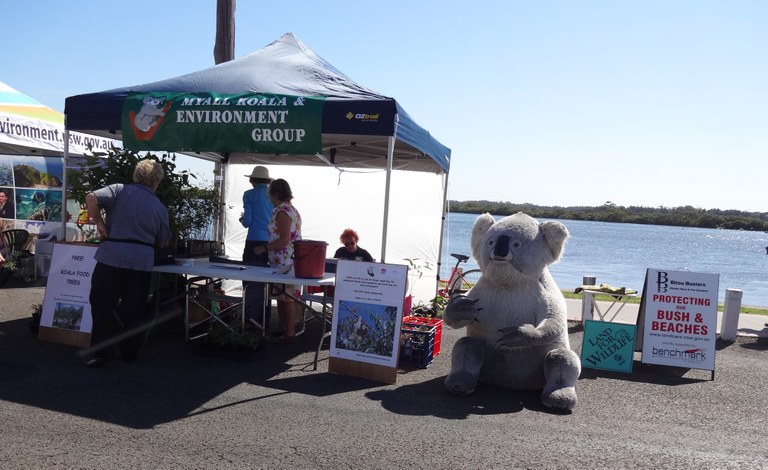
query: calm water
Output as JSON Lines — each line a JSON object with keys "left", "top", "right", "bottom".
{"left": 441, "top": 212, "right": 768, "bottom": 307}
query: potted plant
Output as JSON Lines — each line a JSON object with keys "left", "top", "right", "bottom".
{"left": 0, "top": 257, "right": 14, "bottom": 288}
{"left": 29, "top": 303, "right": 42, "bottom": 334}
{"left": 203, "top": 322, "right": 266, "bottom": 356}
{"left": 404, "top": 257, "right": 433, "bottom": 316}
{"left": 66, "top": 147, "right": 220, "bottom": 251}
{"left": 0, "top": 251, "right": 34, "bottom": 287}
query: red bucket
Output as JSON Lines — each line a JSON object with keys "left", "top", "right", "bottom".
{"left": 293, "top": 240, "right": 328, "bottom": 278}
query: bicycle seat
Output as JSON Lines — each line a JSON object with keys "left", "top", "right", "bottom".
{"left": 450, "top": 253, "right": 469, "bottom": 262}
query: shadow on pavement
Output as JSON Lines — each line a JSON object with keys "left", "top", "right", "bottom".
{"left": 0, "top": 313, "right": 380, "bottom": 429}
{"left": 366, "top": 377, "right": 549, "bottom": 419}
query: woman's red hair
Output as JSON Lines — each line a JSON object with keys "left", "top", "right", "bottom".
{"left": 339, "top": 228, "right": 359, "bottom": 243}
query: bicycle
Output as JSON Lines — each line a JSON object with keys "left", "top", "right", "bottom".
{"left": 439, "top": 253, "right": 482, "bottom": 301}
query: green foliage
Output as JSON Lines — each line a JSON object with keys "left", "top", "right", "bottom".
{"left": 412, "top": 299, "right": 444, "bottom": 318}
{"left": 208, "top": 322, "right": 264, "bottom": 351}
{"left": 175, "top": 186, "right": 220, "bottom": 240}
{"left": 448, "top": 200, "right": 768, "bottom": 232}
{"left": 404, "top": 258, "right": 433, "bottom": 276}
{"left": 404, "top": 257, "right": 433, "bottom": 297}
{"left": 66, "top": 147, "right": 219, "bottom": 244}
{"left": 1, "top": 252, "right": 34, "bottom": 282}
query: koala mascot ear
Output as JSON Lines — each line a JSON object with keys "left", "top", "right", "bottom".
{"left": 540, "top": 220, "right": 570, "bottom": 262}
{"left": 470, "top": 213, "right": 496, "bottom": 263}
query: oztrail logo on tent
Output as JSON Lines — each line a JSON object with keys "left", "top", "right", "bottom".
{"left": 345, "top": 112, "right": 380, "bottom": 122}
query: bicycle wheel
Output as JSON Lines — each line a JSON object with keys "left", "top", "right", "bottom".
{"left": 447, "top": 269, "right": 482, "bottom": 298}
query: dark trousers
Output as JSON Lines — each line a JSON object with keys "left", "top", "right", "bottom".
{"left": 89, "top": 262, "right": 152, "bottom": 360}
{"left": 243, "top": 240, "right": 270, "bottom": 327}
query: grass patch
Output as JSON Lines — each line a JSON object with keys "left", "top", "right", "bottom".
{"left": 561, "top": 290, "right": 768, "bottom": 316}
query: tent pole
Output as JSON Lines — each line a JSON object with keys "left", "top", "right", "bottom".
{"left": 61, "top": 123, "right": 70, "bottom": 240}
{"left": 435, "top": 171, "right": 450, "bottom": 299}
{"left": 215, "top": 161, "right": 226, "bottom": 254}
{"left": 380, "top": 136, "right": 395, "bottom": 263}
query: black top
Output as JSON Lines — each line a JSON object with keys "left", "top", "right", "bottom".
{"left": 334, "top": 246, "right": 374, "bottom": 262}
{"left": 0, "top": 201, "right": 14, "bottom": 219}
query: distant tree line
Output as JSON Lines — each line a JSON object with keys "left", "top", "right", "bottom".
{"left": 448, "top": 200, "right": 768, "bottom": 232}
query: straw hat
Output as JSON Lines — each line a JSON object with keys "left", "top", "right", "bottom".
{"left": 245, "top": 166, "right": 272, "bottom": 181}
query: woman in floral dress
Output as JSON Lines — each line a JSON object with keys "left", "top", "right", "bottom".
{"left": 252, "top": 178, "right": 302, "bottom": 343}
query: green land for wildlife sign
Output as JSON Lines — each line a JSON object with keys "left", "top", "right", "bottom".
{"left": 581, "top": 320, "right": 637, "bottom": 373}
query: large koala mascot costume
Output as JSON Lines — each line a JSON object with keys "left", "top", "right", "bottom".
{"left": 443, "top": 212, "right": 581, "bottom": 411}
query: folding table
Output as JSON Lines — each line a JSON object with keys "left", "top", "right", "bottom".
{"left": 153, "top": 259, "right": 335, "bottom": 351}
{"left": 580, "top": 289, "right": 638, "bottom": 323}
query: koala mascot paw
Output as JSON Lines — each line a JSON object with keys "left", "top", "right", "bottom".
{"left": 443, "top": 212, "right": 581, "bottom": 412}
{"left": 497, "top": 323, "right": 540, "bottom": 350}
{"left": 444, "top": 294, "right": 481, "bottom": 326}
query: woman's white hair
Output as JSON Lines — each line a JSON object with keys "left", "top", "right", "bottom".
{"left": 133, "top": 159, "right": 164, "bottom": 188}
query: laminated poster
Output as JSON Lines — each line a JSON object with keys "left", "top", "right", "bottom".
{"left": 329, "top": 260, "right": 408, "bottom": 368}
{"left": 39, "top": 243, "right": 98, "bottom": 338}
{"left": 640, "top": 268, "right": 719, "bottom": 371}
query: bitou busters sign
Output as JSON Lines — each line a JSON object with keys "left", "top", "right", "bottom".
{"left": 641, "top": 269, "right": 719, "bottom": 371}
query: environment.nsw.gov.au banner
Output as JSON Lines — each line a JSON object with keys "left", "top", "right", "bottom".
{"left": 121, "top": 92, "right": 325, "bottom": 154}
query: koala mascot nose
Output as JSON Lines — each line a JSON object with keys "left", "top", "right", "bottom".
{"left": 494, "top": 235, "right": 510, "bottom": 257}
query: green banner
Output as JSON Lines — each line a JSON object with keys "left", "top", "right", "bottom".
{"left": 121, "top": 92, "right": 325, "bottom": 154}
{"left": 581, "top": 320, "right": 636, "bottom": 373}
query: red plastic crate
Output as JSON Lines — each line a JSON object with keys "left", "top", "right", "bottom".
{"left": 402, "top": 315, "right": 443, "bottom": 358}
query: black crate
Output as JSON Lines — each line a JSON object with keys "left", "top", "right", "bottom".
{"left": 177, "top": 239, "right": 221, "bottom": 258}
{"left": 399, "top": 324, "right": 436, "bottom": 369}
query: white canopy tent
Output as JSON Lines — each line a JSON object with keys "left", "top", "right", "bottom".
{"left": 63, "top": 33, "right": 451, "bottom": 303}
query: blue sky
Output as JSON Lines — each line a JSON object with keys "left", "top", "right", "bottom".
{"left": 3, "top": 1, "right": 766, "bottom": 211}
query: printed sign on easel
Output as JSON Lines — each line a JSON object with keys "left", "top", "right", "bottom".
{"left": 37, "top": 242, "right": 98, "bottom": 348}
{"left": 328, "top": 259, "right": 408, "bottom": 384}
{"left": 639, "top": 268, "right": 719, "bottom": 374}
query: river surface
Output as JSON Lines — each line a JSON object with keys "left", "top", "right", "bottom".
{"left": 441, "top": 212, "right": 768, "bottom": 307}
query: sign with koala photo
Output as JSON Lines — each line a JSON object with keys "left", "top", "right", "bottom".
{"left": 328, "top": 259, "right": 408, "bottom": 384}
{"left": 121, "top": 92, "right": 325, "bottom": 154}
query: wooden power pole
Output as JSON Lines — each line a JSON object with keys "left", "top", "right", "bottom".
{"left": 213, "top": 0, "right": 235, "bottom": 250}
{"left": 214, "top": 0, "right": 235, "bottom": 64}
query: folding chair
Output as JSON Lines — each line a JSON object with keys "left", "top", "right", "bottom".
{"left": 2, "top": 229, "right": 29, "bottom": 256}
{"left": 2, "top": 229, "right": 33, "bottom": 279}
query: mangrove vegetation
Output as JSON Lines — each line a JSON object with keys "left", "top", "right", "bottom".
{"left": 448, "top": 200, "right": 768, "bottom": 232}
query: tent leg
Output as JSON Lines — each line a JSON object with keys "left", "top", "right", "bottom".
{"left": 380, "top": 135, "right": 395, "bottom": 263}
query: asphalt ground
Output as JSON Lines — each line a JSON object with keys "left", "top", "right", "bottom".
{"left": 1, "top": 284, "right": 767, "bottom": 469}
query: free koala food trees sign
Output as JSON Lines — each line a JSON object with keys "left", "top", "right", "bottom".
{"left": 640, "top": 269, "right": 719, "bottom": 372}
{"left": 121, "top": 92, "right": 325, "bottom": 154}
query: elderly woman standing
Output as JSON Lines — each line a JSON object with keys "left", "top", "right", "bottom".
{"left": 84, "top": 159, "right": 171, "bottom": 367}
{"left": 240, "top": 166, "right": 274, "bottom": 329}
{"left": 252, "top": 178, "right": 302, "bottom": 343}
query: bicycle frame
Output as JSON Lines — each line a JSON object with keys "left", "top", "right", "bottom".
{"left": 438, "top": 253, "right": 469, "bottom": 297}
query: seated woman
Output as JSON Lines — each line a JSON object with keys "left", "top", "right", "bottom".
{"left": 333, "top": 228, "right": 374, "bottom": 262}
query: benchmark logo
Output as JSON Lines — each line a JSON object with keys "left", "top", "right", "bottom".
{"left": 651, "top": 347, "right": 707, "bottom": 363}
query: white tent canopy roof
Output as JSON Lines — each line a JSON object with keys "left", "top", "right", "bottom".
{"left": 64, "top": 33, "right": 450, "bottom": 174}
